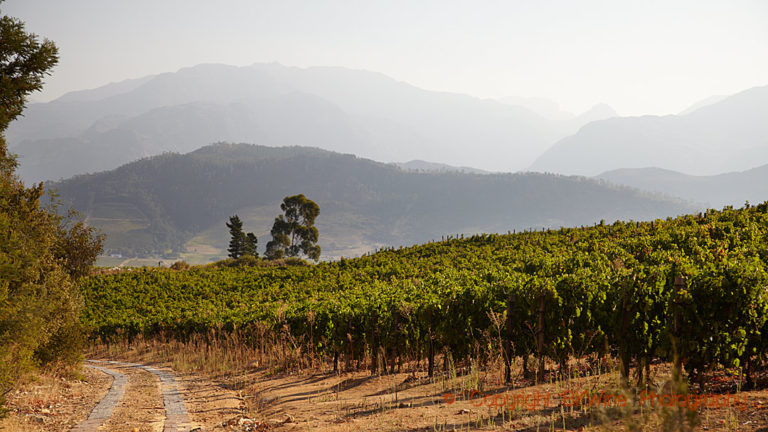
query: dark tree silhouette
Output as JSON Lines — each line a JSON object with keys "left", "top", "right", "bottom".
{"left": 266, "top": 194, "right": 321, "bottom": 261}
{"left": 226, "top": 215, "right": 257, "bottom": 258}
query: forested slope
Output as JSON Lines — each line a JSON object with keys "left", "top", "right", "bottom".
{"left": 52, "top": 143, "right": 694, "bottom": 258}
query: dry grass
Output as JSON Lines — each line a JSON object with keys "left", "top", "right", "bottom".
{"left": 0, "top": 366, "right": 111, "bottom": 431}
{"left": 90, "top": 327, "right": 304, "bottom": 379}
{"left": 86, "top": 335, "right": 768, "bottom": 431}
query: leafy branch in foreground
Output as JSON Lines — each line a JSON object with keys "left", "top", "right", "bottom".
{"left": 0, "top": 2, "right": 102, "bottom": 412}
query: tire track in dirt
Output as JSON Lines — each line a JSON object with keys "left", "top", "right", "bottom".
{"left": 88, "top": 360, "right": 195, "bottom": 432}
{"left": 70, "top": 365, "right": 127, "bottom": 432}
{"left": 97, "top": 362, "right": 165, "bottom": 431}
{"left": 141, "top": 364, "right": 193, "bottom": 432}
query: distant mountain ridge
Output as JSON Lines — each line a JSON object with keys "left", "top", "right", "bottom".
{"left": 394, "top": 160, "right": 491, "bottom": 174}
{"left": 50, "top": 143, "right": 694, "bottom": 261}
{"left": 497, "top": 96, "right": 618, "bottom": 127}
{"left": 530, "top": 85, "right": 768, "bottom": 176}
{"left": 9, "top": 63, "right": 605, "bottom": 183}
{"left": 678, "top": 95, "right": 727, "bottom": 115}
{"left": 596, "top": 164, "right": 768, "bottom": 209}
{"left": 12, "top": 63, "right": 764, "bottom": 184}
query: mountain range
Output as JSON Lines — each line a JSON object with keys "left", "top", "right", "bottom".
{"left": 596, "top": 164, "right": 768, "bottom": 210}
{"left": 530, "top": 85, "right": 768, "bottom": 176}
{"left": 8, "top": 63, "right": 618, "bottom": 184}
{"left": 11, "top": 63, "right": 768, "bottom": 185}
{"left": 9, "top": 63, "right": 768, "bottom": 261}
{"left": 50, "top": 143, "right": 694, "bottom": 262}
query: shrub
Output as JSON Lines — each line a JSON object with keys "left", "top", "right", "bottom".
{"left": 170, "top": 260, "right": 191, "bottom": 271}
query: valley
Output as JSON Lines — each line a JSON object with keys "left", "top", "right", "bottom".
{"left": 3, "top": 2, "right": 768, "bottom": 430}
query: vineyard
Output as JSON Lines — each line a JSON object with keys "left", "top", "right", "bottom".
{"left": 82, "top": 202, "right": 768, "bottom": 386}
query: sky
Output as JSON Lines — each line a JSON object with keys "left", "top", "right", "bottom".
{"left": 4, "top": 0, "right": 768, "bottom": 116}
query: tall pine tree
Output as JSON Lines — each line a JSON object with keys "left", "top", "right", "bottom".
{"left": 226, "top": 215, "right": 257, "bottom": 258}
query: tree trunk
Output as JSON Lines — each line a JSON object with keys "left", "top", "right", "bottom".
{"left": 746, "top": 357, "right": 754, "bottom": 390}
{"left": 522, "top": 354, "right": 529, "bottom": 379}
{"left": 645, "top": 357, "right": 651, "bottom": 385}
{"left": 620, "top": 349, "right": 630, "bottom": 387}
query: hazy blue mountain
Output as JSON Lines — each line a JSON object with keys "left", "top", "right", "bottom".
{"left": 596, "top": 164, "right": 768, "bottom": 209}
{"left": 55, "top": 76, "right": 155, "bottom": 103}
{"left": 571, "top": 103, "right": 618, "bottom": 128}
{"left": 498, "top": 96, "right": 574, "bottom": 121}
{"left": 10, "top": 63, "right": 575, "bottom": 183}
{"left": 15, "top": 93, "right": 372, "bottom": 181}
{"left": 529, "top": 85, "right": 768, "bottom": 176}
{"left": 498, "top": 97, "right": 617, "bottom": 133}
{"left": 50, "top": 143, "right": 694, "bottom": 261}
{"left": 678, "top": 95, "right": 727, "bottom": 115}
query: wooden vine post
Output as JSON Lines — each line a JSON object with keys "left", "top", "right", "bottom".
{"left": 391, "top": 311, "right": 400, "bottom": 374}
{"left": 427, "top": 306, "right": 435, "bottom": 377}
{"left": 504, "top": 293, "right": 515, "bottom": 383}
{"left": 536, "top": 293, "right": 546, "bottom": 383}
{"left": 370, "top": 315, "right": 379, "bottom": 375}
{"left": 672, "top": 275, "right": 685, "bottom": 382}
{"left": 307, "top": 310, "right": 315, "bottom": 369}
{"left": 345, "top": 319, "right": 353, "bottom": 371}
{"left": 619, "top": 290, "right": 631, "bottom": 387}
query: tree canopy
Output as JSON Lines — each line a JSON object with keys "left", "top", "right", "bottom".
{"left": 266, "top": 194, "right": 321, "bottom": 261}
{"left": 0, "top": 2, "right": 58, "bottom": 174}
{"left": 0, "top": 2, "right": 102, "bottom": 408}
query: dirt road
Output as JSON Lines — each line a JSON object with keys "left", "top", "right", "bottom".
{"left": 1, "top": 360, "right": 251, "bottom": 432}
{"left": 72, "top": 360, "right": 193, "bottom": 431}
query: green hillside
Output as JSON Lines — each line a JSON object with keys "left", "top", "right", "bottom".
{"left": 51, "top": 143, "right": 694, "bottom": 261}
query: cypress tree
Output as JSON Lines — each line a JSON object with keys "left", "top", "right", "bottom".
{"left": 226, "top": 215, "right": 246, "bottom": 258}
{"left": 244, "top": 232, "right": 258, "bottom": 258}
{"left": 226, "top": 215, "right": 258, "bottom": 258}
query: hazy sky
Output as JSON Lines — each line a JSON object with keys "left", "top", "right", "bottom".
{"left": 5, "top": 0, "right": 767, "bottom": 116}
